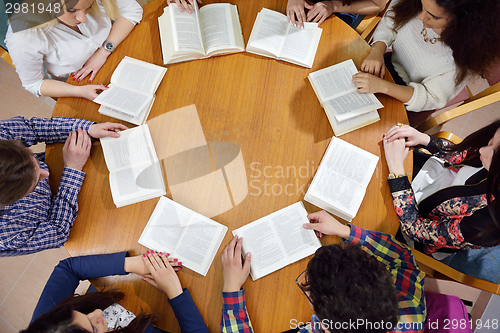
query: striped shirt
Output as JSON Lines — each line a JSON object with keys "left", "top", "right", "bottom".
{"left": 0, "top": 116, "right": 93, "bottom": 256}
{"left": 220, "top": 225, "right": 426, "bottom": 333}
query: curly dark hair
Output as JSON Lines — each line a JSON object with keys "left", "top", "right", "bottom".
{"left": 305, "top": 243, "right": 399, "bottom": 333}
{"left": 388, "top": 0, "right": 500, "bottom": 85}
{"left": 441, "top": 119, "right": 500, "bottom": 243}
{"left": 20, "top": 290, "right": 151, "bottom": 333}
{"left": 0, "top": 140, "right": 38, "bottom": 206}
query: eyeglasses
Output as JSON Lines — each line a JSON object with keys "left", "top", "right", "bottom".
{"left": 295, "top": 269, "right": 313, "bottom": 304}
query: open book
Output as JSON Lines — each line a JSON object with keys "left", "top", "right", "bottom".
{"left": 94, "top": 57, "right": 167, "bottom": 125}
{"left": 305, "top": 137, "right": 378, "bottom": 222}
{"left": 308, "top": 59, "right": 383, "bottom": 135}
{"left": 139, "top": 196, "right": 228, "bottom": 276}
{"left": 232, "top": 202, "right": 321, "bottom": 280}
{"left": 158, "top": 2, "right": 244, "bottom": 65}
{"left": 246, "top": 8, "right": 322, "bottom": 68}
{"left": 100, "top": 124, "right": 166, "bottom": 208}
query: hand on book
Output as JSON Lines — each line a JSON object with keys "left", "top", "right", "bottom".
{"left": 88, "top": 122, "right": 128, "bottom": 139}
{"left": 222, "top": 235, "right": 251, "bottom": 292}
{"left": 306, "top": 1, "right": 335, "bottom": 25}
{"left": 167, "top": 0, "right": 202, "bottom": 14}
{"left": 286, "top": 0, "right": 313, "bottom": 28}
{"left": 142, "top": 251, "right": 184, "bottom": 299}
{"left": 304, "top": 211, "right": 351, "bottom": 239}
{"left": 78, "top": 84, "right": 109, "bottom": 101}
{"left": 383, "top": 136, "right": 409, "bottom": 175}
{"left": 384, "top": 125, "right": 431, "bottom": 147}
{"left": 63, "top": 129, "right": 92, "bottom": 171}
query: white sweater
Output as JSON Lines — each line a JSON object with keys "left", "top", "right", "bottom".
{"left": 5, "top": 0, "right": 142, "bottom": 97}
{"left": 372, "top": 2, "right": 467, "bottom": 111}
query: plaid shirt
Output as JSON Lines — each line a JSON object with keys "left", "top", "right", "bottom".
{"left": 0, "top": 116, "right": 94, "bottom": 256}
{"left": 220, "top": 225, "right": 426, "bottom": 333}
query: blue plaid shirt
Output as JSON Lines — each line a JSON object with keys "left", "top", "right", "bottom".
{"left": 0, "top": 116, "right": 94, "bottom": 256}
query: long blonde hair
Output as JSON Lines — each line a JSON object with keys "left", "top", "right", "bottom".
{"left": 33, "top": 0, "right": 119, "bottom": 29}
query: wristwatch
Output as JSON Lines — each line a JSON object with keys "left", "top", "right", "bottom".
{"left": 102, "top": 40, "right": 115, "bottom": 53}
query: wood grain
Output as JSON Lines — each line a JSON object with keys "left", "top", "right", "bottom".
{"left": 46, "top": 0, "right": 412, "bottom": 331}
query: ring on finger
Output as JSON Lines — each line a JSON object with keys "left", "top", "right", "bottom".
{"left": 397, "top": 122, "right": 403, "bottom": 127}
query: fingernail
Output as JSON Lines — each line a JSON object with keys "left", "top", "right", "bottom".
{"left": 89, "top": 79, "right": 91, "bottom": 83}
{"left": 147, "top": 250, "right": 150, "bottom": 254}
{"left": 247, "top": 253, "right": 251, "bottom": 258}
{"left": 166, "top": 253, "right": 170, "bottom": 256}
{"left": 105, "top": 86, "right": 109, "bottom": 88}
{"left": 77, "top": 79, "right": 81, "bottom": 82}
{"left": 178, "top": 261, "right": 182, "bottom": 265}
{"left": 159, "top": 252, "right": 163, "bottom": 255}
{"left": 143, "top": 254, "right": 146, "bottom": 257}
{"left": 173, "top": 258, "right": 178, "bottom": 261}
{"left": 142, "top": 278, "right": 145, "bottom": 281}
{"left": 73, "top": 77, "right": 76, "bottom": 80}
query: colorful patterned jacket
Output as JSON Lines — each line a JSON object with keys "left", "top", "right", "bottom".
{"left": 388, "top": 136, "right": 498, "bottom": 254}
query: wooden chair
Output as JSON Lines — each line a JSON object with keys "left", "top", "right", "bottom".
{"left": 416, "top": 81, "right": 500, "bottom": 133}
{"left": 412, "top": 249, "right": 500, "bottom": 296}
{"left": 0, "top": 47, "right": 14, "bottom": 68}
{"left": 356, "top": 0, "right": 391, "bottom": 41}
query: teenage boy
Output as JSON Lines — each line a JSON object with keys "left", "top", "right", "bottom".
{"left": 0, "top": 116, "right": 127, "bottom": 256}
{"left": 220, "top": 210, "right": 426, "bottom": 333}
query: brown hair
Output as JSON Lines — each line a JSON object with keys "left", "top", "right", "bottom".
{"left": 388, "top": 0, "right": 500, "bottom": 85}
{"left": 21, "top": 290, "right": 151, "bottom": 333}
{"left": 0, "top": 140, "right": 37, "bottom": 206}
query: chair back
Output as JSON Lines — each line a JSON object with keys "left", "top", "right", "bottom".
{"left": 356, "top": 0, "right": 391, "bottom": 41}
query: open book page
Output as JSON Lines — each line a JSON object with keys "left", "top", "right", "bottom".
{"left": 305, "top": 137, "right": 378, "bottom": 220}
{"left": 278, "top": 22, "right": 322, "bottom": 68}
{"left": 308, "top": 59, "right": 358, "bottom": 102}
{"left": 246, "top": 8, "right": 289, "bottom": 58}
{"left": 200, "top": 4, "right": 242, "bottom": 55}
{"left": 175, "top": 213, "right": 228, "bottom": 276}
{"left": 138, "top": 196, "right": 228, "bottom": 276}
{"left": 101, "top": 125, "right": 165, "bottom": 207}
{"left": 324, "top": 90, "right": 383, "bottom": 122}
{"left": 110, "top": 57, "right": 167, "bottom": 94}
{"left": 233, "top": 202, "right": 320, "bottom": 280}
{"left": 169, "top": 2, "right": 205, "bottom": 54}
{"left": 98, "top": 96, "right": 155, "bottom": 126}
{"left": 93, "top": 84, "right": 152, "bottom": 116}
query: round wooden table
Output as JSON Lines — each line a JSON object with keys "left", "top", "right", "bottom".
{"left": 46, "top": 0, "right": 411, "bottom": 331}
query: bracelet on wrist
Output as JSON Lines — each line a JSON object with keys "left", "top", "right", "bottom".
{"left": 388, "top": 172, "right": 408, "bottom": 180}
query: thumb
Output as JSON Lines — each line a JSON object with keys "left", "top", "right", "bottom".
{"left": 303, "top": 222, "right": 322, "bottom": 232}
{"left": 243, "top": 252, "right": 251, "bottom": 274}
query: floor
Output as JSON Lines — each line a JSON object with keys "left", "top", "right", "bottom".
{"left": 0, "top": 33, "right": 499, "bottom": 332}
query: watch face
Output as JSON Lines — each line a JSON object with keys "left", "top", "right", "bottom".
{"left": 104, "top": 41, "right": 114, "bottom": 52}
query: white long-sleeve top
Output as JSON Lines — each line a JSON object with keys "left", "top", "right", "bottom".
{"left": 372, "top": 1, "right": 468, "bottom": 111}
{"left": 5, "top": 0, "right": 142, "bottom": 97}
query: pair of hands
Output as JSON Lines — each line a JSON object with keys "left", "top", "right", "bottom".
{"left": 62, "top": 122, "right": 128, "bottom": 171}
{"left": 125, "top": 251, "right": 184, "bottom": 299}
{"left": 221, "top": 211, "right": 350, "bottom": 292}
{"left": 352, "top": 41, "right": 388, "bottom": 94}
{"left": 287, "top": 0, "right": 335, "bottom": 27}
{"left": 383, "top": 125, "right": 430, "bottom": 174}
{"left": 167, "top": 0, "right": 202, "bottom": 14}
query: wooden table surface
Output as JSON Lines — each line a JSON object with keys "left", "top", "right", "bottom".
{"left": 46, "top": 0, "right": 411, "bottom": 331}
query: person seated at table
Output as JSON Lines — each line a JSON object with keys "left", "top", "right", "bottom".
{"left": 286, "top": 0, "right": 386, "bottom": 29}
{"left": 352, "top": 0, "right": 500, "bottom": 121}
{"left": 0, "top": 116, "right": 127, "bottom": 256}
{"left": 4, "top": 0, "right": 143, "bottom": 100}
{"left": 220, "top": 211, "right": 426, "bottom": 333}
{"left": 21, "top": 251, "right": 209, "bottom": 333}
{"left": 383, "top": 121, "right": 500, "bottom": 279}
